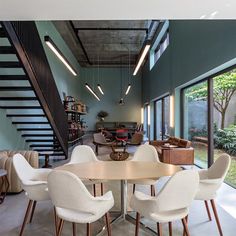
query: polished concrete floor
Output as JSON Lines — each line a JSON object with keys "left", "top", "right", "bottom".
{"left": 1, "top": 135, "right": 236, "bottom": 235}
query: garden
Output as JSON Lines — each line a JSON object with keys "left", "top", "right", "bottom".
{"left": 185, "top": 68, "right": 236, "bottom": 188}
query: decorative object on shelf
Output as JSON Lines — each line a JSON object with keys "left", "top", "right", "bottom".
{"left": 63, "top": 97, "right": 87, "bottom": 145}
{"left": 97, "top": 111, "right": 109, "bottom": 122}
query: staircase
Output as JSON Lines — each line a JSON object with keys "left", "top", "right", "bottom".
{"left": 0, "top": 22, "right": 68, "bottom": 160}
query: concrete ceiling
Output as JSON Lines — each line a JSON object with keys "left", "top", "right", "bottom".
{"left": 54, "top": 20, "right": 159, "bottom": 67}
{"left": 0, "top": 0, "right": 236, "bottom": 20}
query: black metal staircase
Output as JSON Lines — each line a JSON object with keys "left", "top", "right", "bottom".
{"left": 0, "top": 22, "right": 68, "bottom": 159}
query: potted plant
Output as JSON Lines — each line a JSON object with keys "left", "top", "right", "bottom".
{"left": 97, "top": 111, "right": 109, "bottom": 122}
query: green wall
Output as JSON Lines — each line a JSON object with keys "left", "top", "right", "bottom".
{"left": 80, "top": 67, "right": 142, "bottom": 131}
{"left": 142, "top": 20, "right": 236, "bottom": 138}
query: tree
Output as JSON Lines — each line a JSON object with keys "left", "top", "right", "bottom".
{"left": 186, "top": 69, "right": 236, "bottom": 129}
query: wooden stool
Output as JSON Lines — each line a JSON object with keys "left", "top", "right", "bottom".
{"left": 0, "top": 169, "right": 9, "bottom": 204}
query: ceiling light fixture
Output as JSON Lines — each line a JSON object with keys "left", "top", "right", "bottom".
{"left": 44, "top": 36, "right": 77, "bottom": 76}
{"left": 97, "top": 84, "right": 104, "bottom": 95}
{"left": 125, "top": 84, "right": 131, "bottom": 95}
{"left": 133, "top": 41, "right": 151, "bottom": 76}
{"left": 85, "top": 83, "right": 100, "bottom": 101}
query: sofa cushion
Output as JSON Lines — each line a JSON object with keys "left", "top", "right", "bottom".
{"left": 171, "top": 137, "right": 180, "bottom": 146}
{"left": 178, "top": 139, "right": 191, "bottom": 148}
{"left": 0, "top": 150, "right": 38, "bottom": 193}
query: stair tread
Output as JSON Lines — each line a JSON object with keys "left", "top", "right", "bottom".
{"left": 0, "top": 97, "right": 37, "bottom": 101}
{"left": 0, "top": 46, "right": 15, "bottom": 54}
{"left": 0, "top": 61, "right": 21, "bottom": 68}
{"left": 22, "top": 134, "right": 54, "bottom": 137}
{"left": 0, "top": 86, "right": 32, "bottom": 91}
{"left": 0, "top": 75, "right": 28, "bottom": 80}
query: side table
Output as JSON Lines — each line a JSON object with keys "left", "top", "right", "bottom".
{"left": 0, "top": 169, "right": 9, "bottom": 204}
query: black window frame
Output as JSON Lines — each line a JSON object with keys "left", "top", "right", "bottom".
{"left": 154, "top": 94, "right": 170, "bottom": 140}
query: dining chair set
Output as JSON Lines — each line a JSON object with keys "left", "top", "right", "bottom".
{"left": 12, "top": 144, "right": 231, "bottom": 236}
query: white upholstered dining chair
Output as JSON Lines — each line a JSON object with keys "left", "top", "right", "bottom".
{"left": 12, "top": 154, "right": 51, "bottom": 236}
{"left": 66, "top": 145, "right": 106, "bottom": 196}
{"left": 194, "top": 153, "right": 231, "bottom": 236}
{"left": 130, "top": 170, "right": 199, "bottom": 236}
{"left": 128, "top": 144, "right": 160, "bottom": 196}
{"left": 48, "top": 170, "right": 114, "bottom": 236}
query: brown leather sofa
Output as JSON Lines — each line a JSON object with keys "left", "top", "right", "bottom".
{"left": 0, "top": 150, "right": 39, "bottom": 193}
{"left": 150, "top": 137, "right": 194, "bottom": 165}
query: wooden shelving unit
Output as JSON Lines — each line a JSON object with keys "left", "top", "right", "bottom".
{"left": 63, "top": 99, "right": 87, "bottom": 145}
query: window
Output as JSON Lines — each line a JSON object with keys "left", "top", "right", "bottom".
{"left": 154, "top": 32, "right": 169, "bottom": 64}
{"left": 154, "top": 95, "right": 170, "bottom": 140}
{"left": 143, "top": 104, "right": 149, "bottom": 139}
{"left": 182, "top": 67, "right": 236, "bottom": 187}
{"left": 183, "top": 81, "right": 208, "bottom": 168}
{"left": 150, "top": 20, "right": 170, "bottom": 70}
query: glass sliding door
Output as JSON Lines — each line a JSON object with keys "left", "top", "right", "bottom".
{"left": 143, "top": 105, "right": 148, "bottom": 139}
{"left": 163, "top": 96, "right": 170, "bottom": 139}
{"left": 155, "top": 100, "right": 162, "bottom": 139}
{"left": 183, "top": 81, "right": 208, "bottom": 168}
{"left": 213, "top": 68, "right": 236, "bottom": 187}
{"left": 154, "top": 95, "right": 170, "bottom": 140}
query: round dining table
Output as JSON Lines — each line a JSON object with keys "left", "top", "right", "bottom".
{"left": 56, "top": 161, "right": 182, "bottom": 222}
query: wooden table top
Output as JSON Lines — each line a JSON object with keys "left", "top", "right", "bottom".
{"left": 56, "top": 161, "right": 182, "bottom": 180}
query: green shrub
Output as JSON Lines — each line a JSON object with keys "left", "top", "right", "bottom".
{"left": 214, "top": 125, "right": 236, "bottom": 155}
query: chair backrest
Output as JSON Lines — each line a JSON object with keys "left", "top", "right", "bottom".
{"left": 116, "top": 129, "right": 128, "bottom": 139}
{"left": 48, "top": 170, "right": 96, "bottom": 213}
{"left": 12, "top": 154, "right": 35, "bottom": 184}
{"left": 130, "top": 132, "right": 143, "bottom": 144}
{"left": 156, "top": 170, "right": 199, "bottom": 212}
{"left": 93, "top": 133, "right": 106, "bottom": 143}
{"left": 132, "top": 144, "right": 159, "bottom": 162}
{"left": 70, "top": 145, "right": 98, "bottom": 164}
{"left": 208, "top": 153, "right": 231, "bottom": 180}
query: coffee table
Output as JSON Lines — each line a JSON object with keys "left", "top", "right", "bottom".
{"left": 56, "top": 161, "right": 181, "bottom": 235}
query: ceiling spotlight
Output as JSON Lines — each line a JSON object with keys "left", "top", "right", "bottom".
{"left": 44, "top": 36, "right": 77, "bottom": 76}
{"left": 85, "top": 83, "right": 100, "bottom": 101}
{"left": 97, "top": 84, "right": 104, "bottom": 95}
{"left": 133, "top": 41, "right": 151, "bottom": 76}
{"left": 125, "top": 84, "right": 131, "bottom": 95}
{"left": 119, "top": 98, "right": 124, "bottom": 105}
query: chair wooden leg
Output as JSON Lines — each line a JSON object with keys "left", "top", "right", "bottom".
{"left": 105, "top": 212, "right": 111, "bottom": 236}
{"left": 87, "top": 223, "right": 91, "bottom": 236}
{"left": 157, "top": 223, "right": 162, "bottom": 236}
{"left": 151, "top": 185, "right": 156, "bottom": 196}
{"left": 101, "top": 183, "right": 104, "bottom": 195}
{"left": 53, "top": 208, "right": 58, "bottom": 236}
{"left": 204, "top": 200, "right": 212, "bottom": 221}
{"left": 133, "top": 184, "right": 136, "bottom": 194}
{"left": 19, "top": 200, "right": 33, "bottom": 236}
{"left": 57, "top": 219, "right": 64, "bottom": 236}
{"left": 182, "top": 216, "right": 189, "bottom": 236}
{"left": 135, "top": 212, "right": 140, "bottom": 236}
{"left": 29, "top": 201, "right": 37, "bottom": 223}
{"left": 72, "top": 223, "right": 76, "bottom": 236}
{"left": 93, "top": 184, "right": 96, "bottom": 197}
{"left": 168, "top": 222, "right": 172, "bottom": 236}
{"left": 210, "top": 199, "right": 223, "bottom": 236}
{"left": 181, "top": 218, "right": 190, "bottom": 236}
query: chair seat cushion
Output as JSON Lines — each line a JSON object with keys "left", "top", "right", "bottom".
{"left": 56, "top": 197, "right": 113, "bottom": 223}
